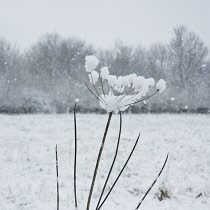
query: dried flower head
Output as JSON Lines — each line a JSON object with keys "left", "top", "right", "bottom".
{"left": 84, "top": 55, "right": 166, "bottom": 113}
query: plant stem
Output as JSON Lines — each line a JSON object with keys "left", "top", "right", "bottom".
{"left": 125, "top": 90, "right": 158, "bottom": 107}
{"left": 135, "top": 153, "right": 169, "bottom": 210}
{"left": 90, "top": 73, "right": 107, "bottom": 104}
{"left": 84, "top": 82, "right": 100, "bottom": 101}
{"left": 115, "top": 86, "right": 135, "bottom": 105}
{"left": 86, "top": 112, "right": 113, "bottom": 210}
{"left": 99, "top": 75, "right": 106, "bottom": 96}
{"left": 55, "top": 144, "right": 59, "bottom": 210}
{"left": 97, "top": 133, "right": 141, "bottom": 210}
{"left": 95, "top": 111, "right": 122, "bottom": 210}
{"left": 74, "top": 103, "right": 78, "bottom": 207}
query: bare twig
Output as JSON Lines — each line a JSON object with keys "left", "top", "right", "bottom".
{"left": 134, "top": 153, "right": 169, "bottom": 210}
{"left": 84, "top": 82, "right": 100, "bottom": 101}
{"left": 116, "top": 86, "right": 123, "bottom": 98}
{"left": 55, "top": 144, "right": 59, "bottom": 210}
{"left": 125, "top": 90, "right": 159, "bottom": 107}
{"left": 97, "top": 133, "right": 141, "bottom": 210}
{"left": 73, "top": 102, "right": 78, "bottom": 207}
{"left": 115, "top": 86, "right": 135, "bottom": 105}
{"left": 95, "top": 111, "right": 122, "bottom": 210}
{"left": 86, "top": 112, "right": 113, "bottom": 210}
{"left": 125, "top": 92, "right": 139, "bottom": 102}
{"left": 90, "top": 73, "right": 107, "bottom": 104}
{"left": 99, "top": 75, "right": 106, "bottom": 96}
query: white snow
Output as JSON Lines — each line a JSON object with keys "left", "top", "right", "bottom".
{"left": 84, "top": 56, "right": 165, "bottom": 113}
{"left": 133, "top": 76, "right": 146, "bottom": 92}
{"left": 85, "top": 55, "right": 99, "bottom": 72}
{"left": 126, "top": 73, "right": 137, "bottom": 87}
{"left": 115, "top": 76, "right": 127, "bottom": 91}
{"left": 171, "top": 97, "right": 175, "bottom": 101}
{"left": 0, "top": 113, "right": 209, "bottom": 210}
{"left": 107, "top": 75, "right": 118, "bottom": 87}
{"left": 75, "top": 98, "right": 80, "bottom": 103}
{"left": 89, "top": 71, "right": 99, "bottom": 85}
{"left": 99, "top": 91, "right": 131, "bottom": 113}
{"left": 156, "top": 79, "right": 167, "bottom": 93}
{"left": 100, "top": 67, "right": 109, "bottom": 80}
{"left": 201, "top": 64, "right": 206, "bottom": 68}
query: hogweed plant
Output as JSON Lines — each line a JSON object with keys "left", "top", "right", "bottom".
{"left": 56, "top": 55, "right": 168, "bottom": 210}
{"left": 84, "top": 55, "right": 167, "bottom": 209}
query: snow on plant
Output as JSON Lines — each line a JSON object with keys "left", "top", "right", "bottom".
{"left": 85, "top": 55, "right": 99, "bottom": 72}
{"left": 55, "top": 55, "right": 168, "bottom": 210}
{"left": 84, "top": 55, "right": 166, "bottom": 113}
{"left": 80, "top": 55, "right": 168, "bottom": 210}
{"left": 156, "top": 79, "right": 167, "bottom": 93}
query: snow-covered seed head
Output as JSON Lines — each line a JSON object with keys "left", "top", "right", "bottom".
{"left": 133, "top": 76, "right": 145, "bottom": 92}
{"left": 89, "top": 70, "right": 99, "bottom": 85}
{"left": 75, "top": 98, "right": 80, "bottom": 103}
{"left": 146, "top": 78, "right": 155, "bottom": 87}
{"left": 126, "top": 73, "right": 137, "bottom": 87}
{"left": 84, "top": 55, "right": 166, "bottom": 113}
{"left": 85, "top": 55, "right": 99, "bottom": 72}
{"left": 114, "top": 76, "right": 126, "bottom": 92}
{"left": 107, "top": 75, "right": 117, "bottom": 87}
{"left": 156, "top": 79, "right": 166, "bottom": 93}
{"left": 100, "top": 67, "right": 109, "bottom": 80}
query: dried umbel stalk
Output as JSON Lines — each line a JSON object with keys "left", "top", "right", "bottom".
{"left": 55, "top": 145, "right": 59, "bottom": 210}
{"left": 74, "top": 99, "right": 79, "bottom": 207}
{"left": 82, "top": 55, "right": 167, "bottom": 210}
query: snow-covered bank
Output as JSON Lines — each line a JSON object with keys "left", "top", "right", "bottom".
{"left": 0, "top": 114, "right": 209, "bottom": 210}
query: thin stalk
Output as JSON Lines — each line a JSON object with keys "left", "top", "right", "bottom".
{"left": 110, "top": 85, "right": 117, "bottom": 93}
{"left": 73, "top": 102, "right": 78, "bottom": 207}
{"left": 84, "top": 82, "right": 100, "bottom": 101}
{"left": 125, "top": 90, "right": 158, "bottom": 107}
{"left": 97, "top": 133, "right": 141, "bottom": 210}
{"left": 95, "top": 111, "right": 122, "bottom": 210}
{"left": 116, "top": 86, "right": 123, "bottom": 98}
{"left": 55, "top": 144, "right": 59, "bottom": 210}
{"left": 115, "top": 86, "right": 135, "bottom": 105}
{"left": 125, "top": 92, "right": 139, "bottom": 102}
{"left": 86, "top": 112, "right": 113, "bottom": 210}
{"left": 99, "top": 75, "right": 106, "bottom": 96}
{"left": 134, "top": 153, "right": 169, "bottom": 210}
{"left": 90, "top": 73, "right": 107, "bottom": 104}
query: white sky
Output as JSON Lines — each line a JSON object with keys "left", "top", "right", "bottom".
{"left": 1, "top": 0, "right": 210, "bottom": 50}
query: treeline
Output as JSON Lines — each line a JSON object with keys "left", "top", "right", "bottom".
{"left": 0, "top": 25, "right": 210, "bottom": 114}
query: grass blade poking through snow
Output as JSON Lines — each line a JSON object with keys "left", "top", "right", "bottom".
{"left": 97, "top": 133, "right": 141, "bottom": 210}
{"left": 95, "top": 111, "right": 122, "bottom": 210}
{"left": 74, "top": 101, "right": 78, "bottom": 207}
{"left": 86, "top": 112, "right": 113, "bottom": 210}
{"left": 55, "top": 144, "right": 59, "bottom": 210}
{"left": 134, "top": 153, "right": 169, "bottom": 210}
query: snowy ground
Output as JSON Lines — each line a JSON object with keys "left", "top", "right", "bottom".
{"left": 0, "top": 113, "right": 210, "bottom": 210}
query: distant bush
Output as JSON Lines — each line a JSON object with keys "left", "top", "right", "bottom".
{"left": 1, "top": 102, "right": 209, "bottom": 114}
{"left": 0, "top": 98, "right": 50, "bottom": 114}
{"left": 196, "top": 107, "right": 209, "bottom": 113}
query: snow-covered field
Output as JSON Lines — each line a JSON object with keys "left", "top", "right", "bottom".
{"left": 0, "top": 113, "right": 210, "bottom": 210}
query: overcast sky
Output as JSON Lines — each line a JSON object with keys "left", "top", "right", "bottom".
{"left": 1, "top": 0, "right": 210, "bottom": 50}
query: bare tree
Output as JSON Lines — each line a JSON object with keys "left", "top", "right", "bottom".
{"left": 169, "top": 26, "right": 208, "bottom": 109}
{"left": 0, "top": 38, "right": 22, "bottom": 109}
{"left": 147, "top": 43, "right": 169, "bottom": 79}
{"left": 25, "top": 33, "right": 95, "bottom": 113}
